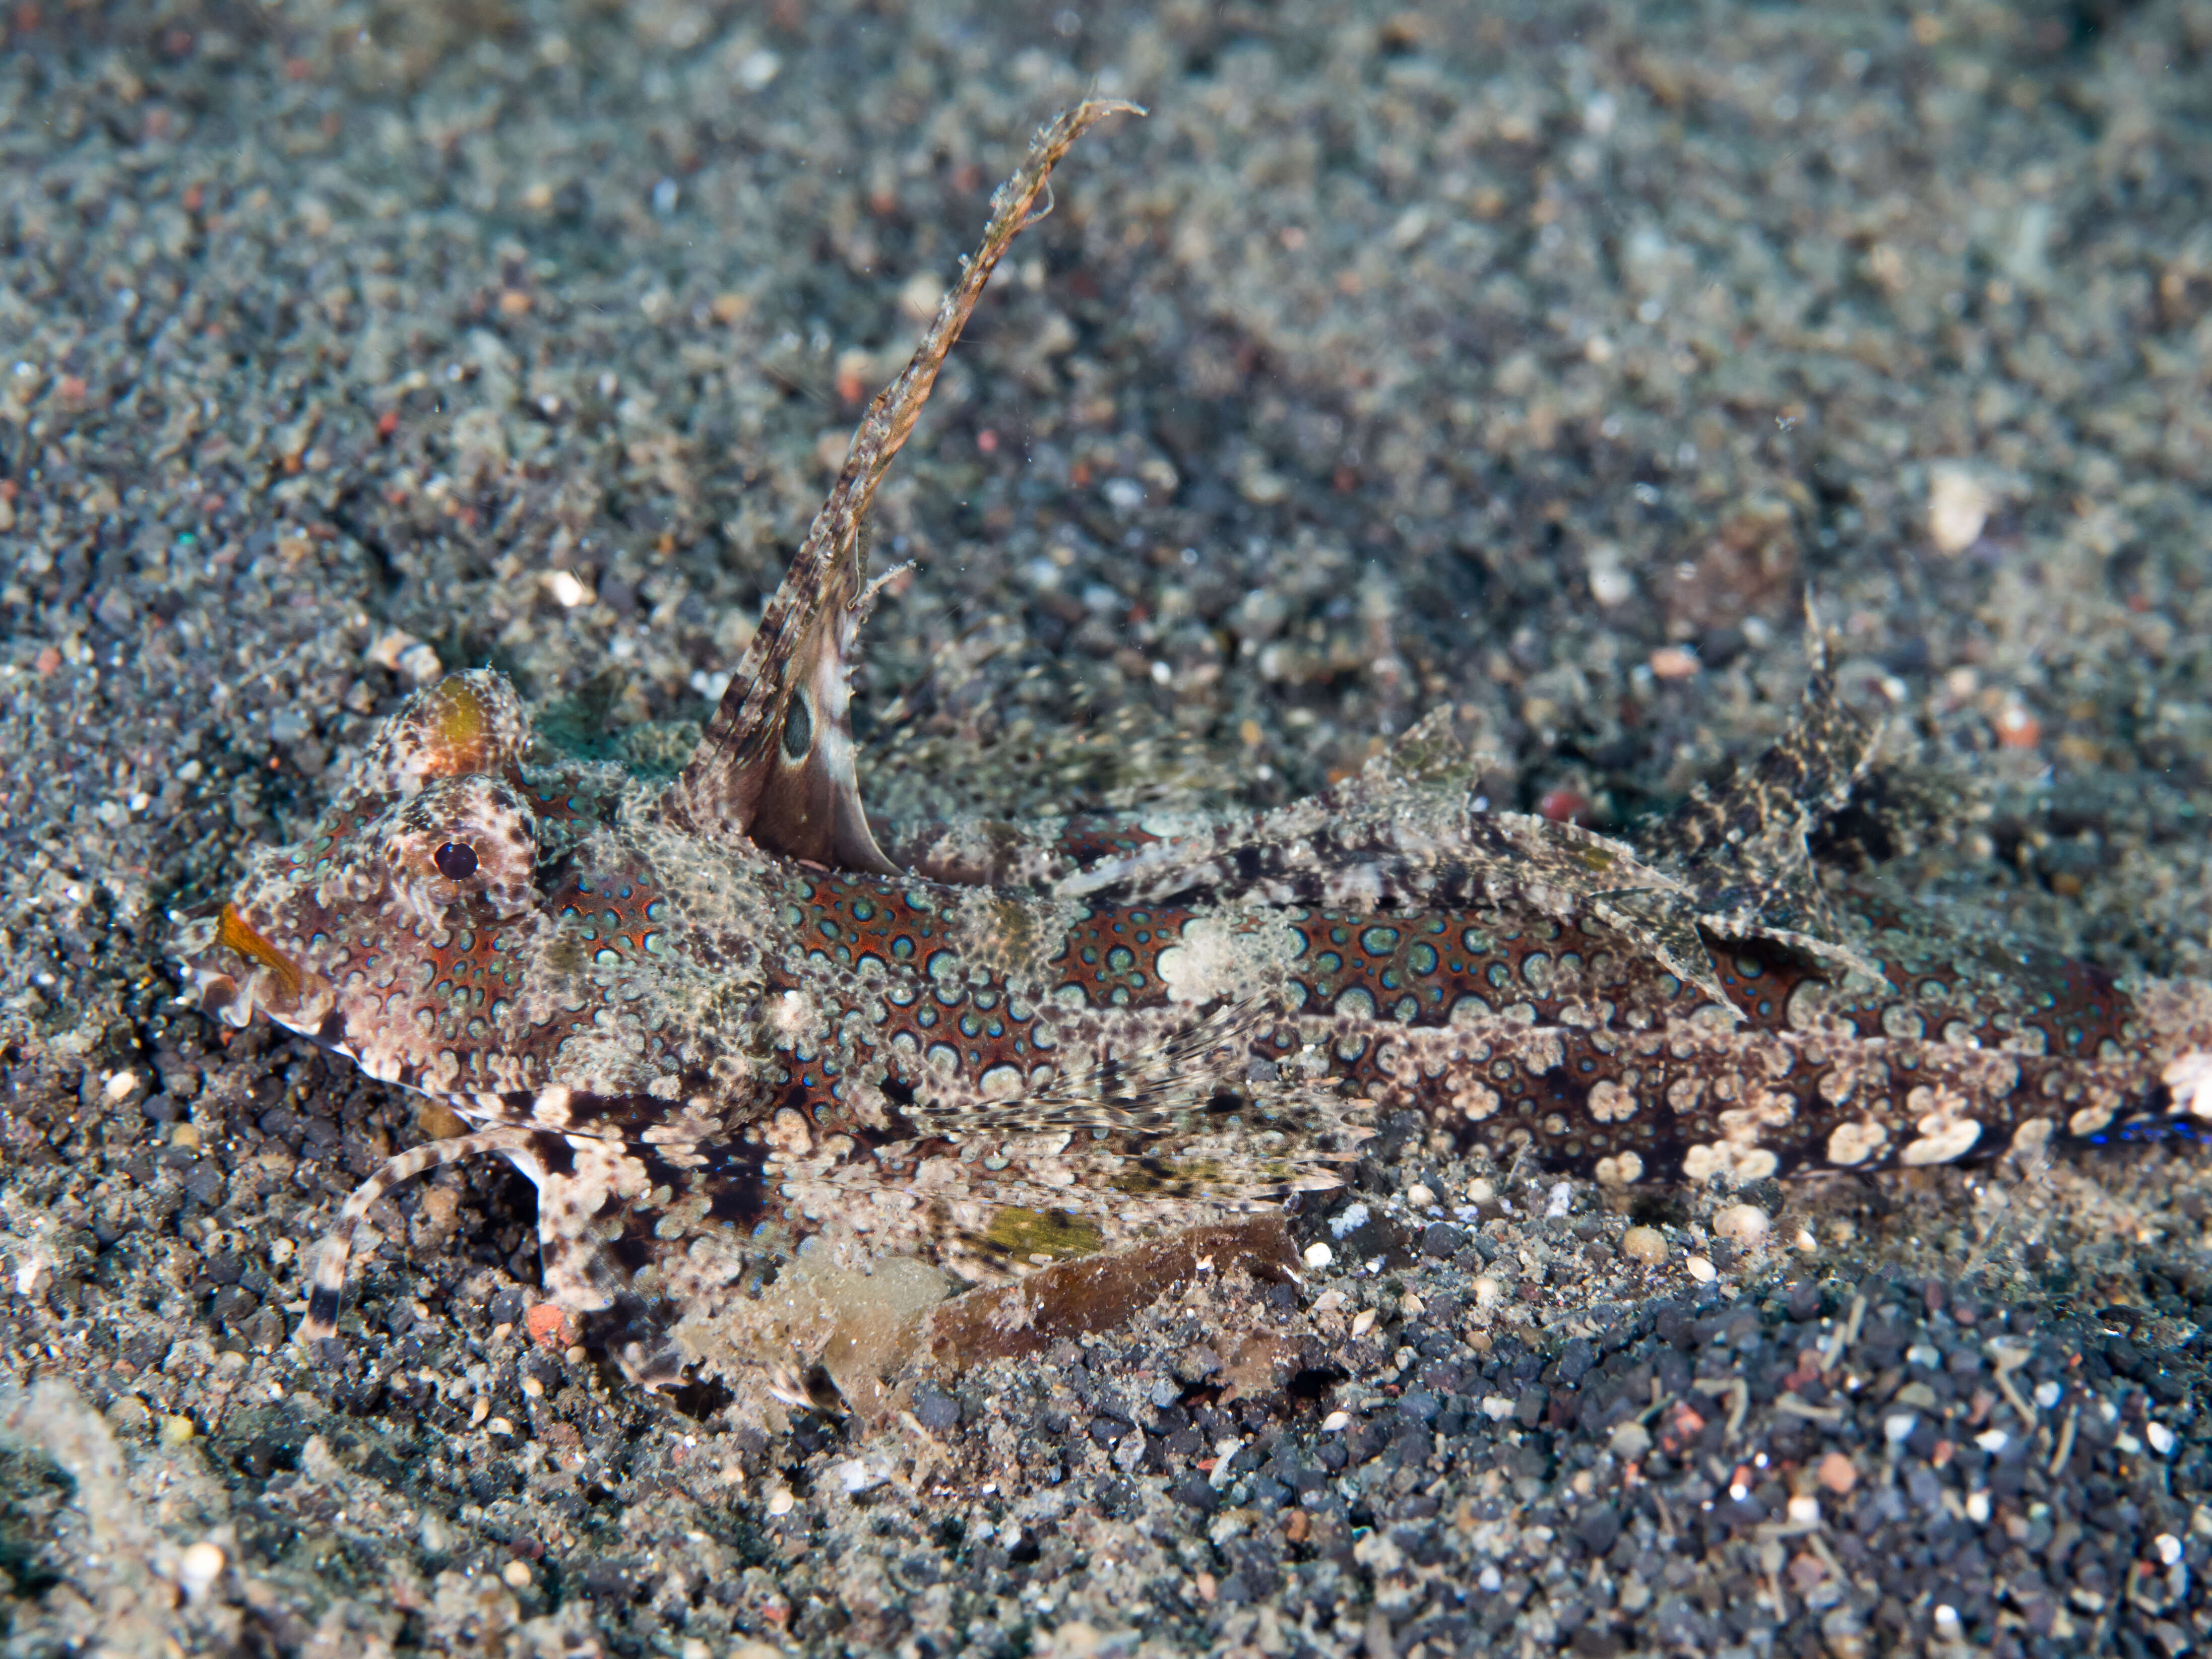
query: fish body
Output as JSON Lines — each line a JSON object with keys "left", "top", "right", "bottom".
{"left": 178, "top": 103, "right": 2212, "bottom": 1389}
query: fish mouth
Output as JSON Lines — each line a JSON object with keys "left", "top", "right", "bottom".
{"left": 169, "top": 910, "right": 247, "bottom": 1026}
{"left": 170, "top": 903, "right": 328, "bottom": 1032}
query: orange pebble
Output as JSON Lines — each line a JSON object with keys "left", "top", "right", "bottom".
{"left": 524, "top": 1304, "right": 571, "bottom": 1351}
{"left": 1994, "top": 703, "right": 2040, "bottom": 749}
{"left": 1817, "top": 1450, "right": 1858, "bottom": 1494}
{"left": 1537, "top": 785, "right": 1592, "bottom": 825}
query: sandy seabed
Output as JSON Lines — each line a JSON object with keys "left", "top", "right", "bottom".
{"left": 2, "top": 1, "right": 2210, "bottom": 1653}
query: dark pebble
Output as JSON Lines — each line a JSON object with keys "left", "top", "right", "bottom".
{"left": 1397, "top": 1389, "right": 1440, "bottom": 1423}
{"left": 1557, "top": 1336, "right": 1595, "bottom": 1384}
{"left": 1574, "top": 1503, "right": 1622, "bottom": 1555}
{"left": 913, "top": 1387, "right": 961, "bottom": 1431}
{"left": 1170, "top": 1475, "right": 1218, "bottom": 1513}
{"left": 1420, "top": 1222, "right": 1468, "bottom": 1258}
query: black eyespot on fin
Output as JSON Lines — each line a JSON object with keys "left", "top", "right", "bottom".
{"left": 656, "top": 100, "right": 1140, "bottom": 879}
{"left": 781, "top": 690, "right": 812, "bottom": 761}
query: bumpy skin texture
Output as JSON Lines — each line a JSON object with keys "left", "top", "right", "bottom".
{"left": 177, "top": 104, "right": 2212, "bottom": 1392}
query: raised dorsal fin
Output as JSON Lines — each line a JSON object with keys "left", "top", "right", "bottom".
{"left": 662, "top": 100, "right": 1142, "bottom": 867}
{"left": 1638, "top": 601, "right": 1881, "bottom": 941}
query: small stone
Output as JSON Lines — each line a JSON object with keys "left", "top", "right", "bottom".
{"left": 1609, "top": 1422, "right": 1652, "bottom": 1459}
{"left": 1684, "top": 1254, "right": 1717, "bottom": 1283}
{"left": 1302, "top": 1241, "right": 1334, "bottom": 1270}
{"left": 1620, "top": 1227, "right": 1666, "bottom": 1265}
{"left": 1883, "top": 1412, "right": 1918, "bottom": 1444}
{"left": 1712, "top": 1204, "right": 1769, "bottom": 1246}
{"left": 2147, "top": 1422, "right": 2176, "bottom": 1455}
{"left": 159, "top": 1415, "right": 197, "bottom": 1448}
{"left": 1994, "top": 701, "right": 2040, "bottom": 749}
{"left": 542, "top": 569, "right": 591, "bottom": 608}
{"left": 524, "top": 1304, "right": 571, "bottom": 1351}
{"left": 1321, "top": 1411, "right": 1351, "bottom": 1433}
{"left": 899, "top": 271, "right": 944, "bottom": 324}
{"left": 765, "top": 1488, "right": 795, "bottom": 1517}
{"left": 176, "top": 1541, "right": 225, "bottom": 1601}
{"left": 1574, "top": 1503, "right": 1622, "bottom": 1554}
{"left": 1786, "top": 1494, "right": 1821, "bottom": 1525}
{"left": 837, "top": 1458, "right": 886, "bottom": 1495}
{"left": 501, "top": 1559, "right": 532, "bottom": 1589}
{"left": 1171, "top": 1475, "right": 1218, "bottom": 1512}
{"left": 1350, "top": 1308, "right": 1378, "bottom": 1338}
{"left": 1419, "top": 1222, "right": 1466, "bottom": 1258}
{"left": 1398, "top": 1389, "right": 1441, "bottom": 1424}
{"left": 1176, "top": 1345, "right": 1222, "bottom": 1381}
{"left": 1928, "top": 464, "right": 1992, "bottom": 554}
{"left": 1589, "top": 560, "right": 1635, "bottom": 607}
{"left": 734, "top": 47, "right": 781, "bottom": 90}
{"left": 1472, "top": 1274, "right": 1503, "bottom": 1307}
{"left": 366, "top": 630, "right": 443, "bottom": 686}
{"left": 1817, "top": 1451, "right": 1858, "bottom": 1494}
{"left": 913, "top": 1386, "right": 962, "bottom": 1431}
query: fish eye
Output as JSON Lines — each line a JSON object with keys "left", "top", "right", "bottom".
{"left": 384, "top": 776, "right": 538, "bottom": 918}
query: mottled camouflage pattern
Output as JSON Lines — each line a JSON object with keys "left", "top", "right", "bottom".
{"left": 176, "top": 103, "right": 2212, "bottom": 1393}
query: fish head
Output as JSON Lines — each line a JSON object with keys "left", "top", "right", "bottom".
{"left": 176, "top": 669, "right": 634, "bottom": 1100}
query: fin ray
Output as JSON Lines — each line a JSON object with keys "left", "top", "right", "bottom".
{"left": 663, "top": 100, "right": 1143, "bottom": 868}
